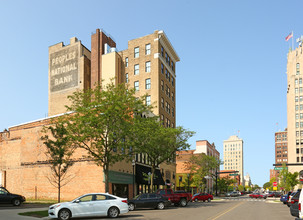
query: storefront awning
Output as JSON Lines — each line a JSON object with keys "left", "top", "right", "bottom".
{"left": 136, "top": 164, "right": 165, "bottom": 185}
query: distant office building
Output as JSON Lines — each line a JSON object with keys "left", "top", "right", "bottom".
{"left": 243, "top": 173, "right": 251, "bottom": 188}
{"left": 275, "top": 129, "right": 288, "bottom": 165}
{"left": 269, "top": 169, "right": 279, "bottom": 182}
{"left": 223, "top": 135, "right": 244, "bottom": 185}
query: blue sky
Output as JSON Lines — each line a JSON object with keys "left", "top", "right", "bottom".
{"left": 0, "top": 0, "right": 301, "bottom": 186}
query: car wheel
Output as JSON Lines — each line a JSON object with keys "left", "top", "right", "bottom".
{"left": 58, "top": 209, "right": 71, "bottom": 220}
{"left": 194, "top": 198, "right": 198, "bottom": 202}
{"left": 12, "top": 199, "right": 21, "bottom": 206}
{"left": 208, "top": 198, "right": 211, "bottom": 202}
{"left": 180, "top": 198, "right": 187, "bottom": 207}
{"left": 128, "top": 203, "right": 135, "bottom": 211}
{"left": 108, "top": 207, "right": 119, "bottom": 218}
{"left": 157, "top": 202, "right": 165, "bottom": 210}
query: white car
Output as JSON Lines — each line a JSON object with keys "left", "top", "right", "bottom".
{"left": 48, "top": 193, "right": 129, "bottom": 220}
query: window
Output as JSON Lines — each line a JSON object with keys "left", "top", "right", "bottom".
{"left": 300, "top": 113, "right": 303, "bottom": 119}
{"left": 145, "top": 61, "right": 151, "bottom": 72}
{"left": 296, "top": 113, "right": 299, "bottom": 119}
{"left": 300, "top": 78, "right": 302, "bottom": 84}
{"left": 161, "top": 80, "right": 164, "bottom": 91}
{"left": 296, "top": 88, "right": 298, "bottom": 94}
{"left": 168, "top": 72, "right": 170, "bottom": 81}
{"left": 134, "top": 64, "right": 139, "bottom": 75}
{"left": 165, "top": 101, "right": 168, "bottom": 112}
{"left": 301, "top": 130, "right": 303, "bottom": 136}
{"left": 296, "top": 79, "right": 299, "bottom": 85}
{"left": 172, "top": 107, "right": 175, "bottom": 117}
{"left": 125, "top": 57, "right": 128, "bottom": 67}
{"left": 171, "top": 61, "right": 174, "bottom": 71}
{"left": 134, "top": 47, "right": 139, "bottom": 58}
{"left": 134, "top": 81, "right": 139, "bottom": 91}
{"left": 172, "top": 92, "right": 174, "bottom": 102}
{"left": 296, "top": 96, "right": 298, "bottom": 102}
{"left": 161, "top": 63, "right": 164, "bottom": 74}
{"left": 145, "top": 78, "right": 151, "bottom": 89}
{"left": 301, "top": 104, "right": 303, "bottom": 110}
{"left": 96, "top": 194, "right": 106, "bottom": 200}
{"left": 168, "top": 87, "right": 170, "bottom": 97}
{"left": 145, "top": 44, "right": 151, "bottom": 55}
{"left": 166, "top": 85, "right": 169, "bottom": 96}
{"left": 161, "top": 47, "right": 164, "bottom": 57}
{"left": 146, "top": 96, "right": 151, "bottom": 106}
{"left": 297, "top": 63, "right": 300, "bottom": 75}
{"left": 79, "top": 195, "right": 93, "bottom": 202}
{"left": 298, "top": 157, "right": 300, "bottom": 162}
{"left": 167, "top": 56, "right": 170, "bottom": 65}
{"left": 165, "top": 69, "right": 168, "bottom": 78}
{"left": 296, "top": 105, "right": 299, "bottom": 111}
{"left": 168, "top": 103, "right": 170, "bottom": 113}
{"left": 165, "top": 52, "right": 168, "bottom": 62}
{"left": 300, "top": 96, "right": 303, "bottom": 102}
{"left": 297, "top": 131, "right": 300, "bottom": 137}
{"left": 172, "top": 77, "right": 174, "bottom": 87}
{"left": 161, "top": 97, "right": 164, "bottom": 108}
{"left": 125, "top": 73, "right": 128, "bottom": 83}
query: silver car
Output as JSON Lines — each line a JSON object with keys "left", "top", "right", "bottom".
{"left": 48, "top": 193, "right": 129, "bottom": 220}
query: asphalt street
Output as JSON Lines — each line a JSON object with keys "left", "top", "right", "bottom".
{"left": 0, "top": 196, "right": 294, "bottom": 220}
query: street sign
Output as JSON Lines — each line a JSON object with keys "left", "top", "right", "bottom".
{"left": 273, "top": 186, "right": 277, "bottom": 191}
{"left": 229, "top": 174, "right": 238, "bottom": 176}
{"left": 273, "top": 182, "right": 277, "bottom": 187}
{"left": 274, "top": 167, "right": 287, "bottom": 170}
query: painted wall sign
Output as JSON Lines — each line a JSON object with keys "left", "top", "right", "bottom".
{"left": 50, "top": 45, "right": 79, "bottom": 92}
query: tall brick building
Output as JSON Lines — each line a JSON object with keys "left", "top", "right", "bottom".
{"left": 0, "top": 29, "right": 179, "bottom": 200}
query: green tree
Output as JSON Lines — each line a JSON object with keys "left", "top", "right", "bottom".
{"left": 278, "top": 163, "right": 299, "bottom": 191}
{"left": 41, "top": 120, "right": 76, "bottom": 202}
{"left": 185, "top": 154, "right": 221, "bottom": 192}
{"left": 132, "top": 116, "right": 194, "bottom": 191}
{"left": 263, "top": 182, "right": 271, "bottom": 189}
{"left": 64, "top": 82, "right": 150, "bottom": 193}
{"left": 238, "top": 184, "right": 244, "bottom": 192}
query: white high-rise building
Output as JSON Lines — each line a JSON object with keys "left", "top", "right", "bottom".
{"left": 223, "top": 135, "right": 244, "bottom": 185}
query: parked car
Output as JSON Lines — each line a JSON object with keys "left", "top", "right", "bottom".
{"left": 290, "top": 190, "right": 301, "bottom": 218}
{"left": 191, "top": 193, "right": 213, "bottom": 202}
{"left": 0, "top": 187, "right": 26, "bottom": 206}
{"left": 225, "top": 191, "right": 240, "bottom": 197}
{"left": 288, "top": 191, "right": 297, "bottom": 207}
{"left": 156, "top": 189, "right": 192, "bottom": 207}
{"left": 128, "top": 193, "right": 171, "bottom": 211}
{"left": 280, "top": 192, "right": 292, "bottom": 204}
{"left": 48, "top": 193, "right": 128, "bottom": 220}
{"left": 267, "top": 191, "right": 281, "bottom": 197}
{"left": 249, "top": 193, "right": 267, "bottom": 199}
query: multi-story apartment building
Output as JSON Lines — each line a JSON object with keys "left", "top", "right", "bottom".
{"left": 0, "top": 29, "right": 180, "bottom": 200}
{"left": 176, "top": 140, "right": 220, "bottom": 193}
{"left": 223, "top": 135, "right": 244, "bottom": 185}
{"left": 286, "top": 43, "right": 303, "bottom": 174}
{"left": 275, "top": 129, "right": 288, "bottom": 165}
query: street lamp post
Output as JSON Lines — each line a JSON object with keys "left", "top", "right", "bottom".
{"left": 132, "top": 160, "right": 135, "bottom": 198}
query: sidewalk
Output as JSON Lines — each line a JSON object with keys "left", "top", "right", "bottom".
{"left": 0, "top": 207, "right": 48, "bottom": 220}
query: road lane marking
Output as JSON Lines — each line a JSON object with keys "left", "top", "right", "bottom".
{"left": 207, "top": 201, "right": 245, "bottom": 220}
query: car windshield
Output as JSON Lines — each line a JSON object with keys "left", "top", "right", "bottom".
{"left": 193, "top": 193, "right": 200, "bottom": 196}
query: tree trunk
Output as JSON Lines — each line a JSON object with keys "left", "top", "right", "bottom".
{"left": 151, "top": 166, "right": 155, "bottom": 192}
{"left": 58, "top": 166, "right": 61, "bottom": 203}
{"left": 104, "top": 164, "right": 109, "bottom": 193}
